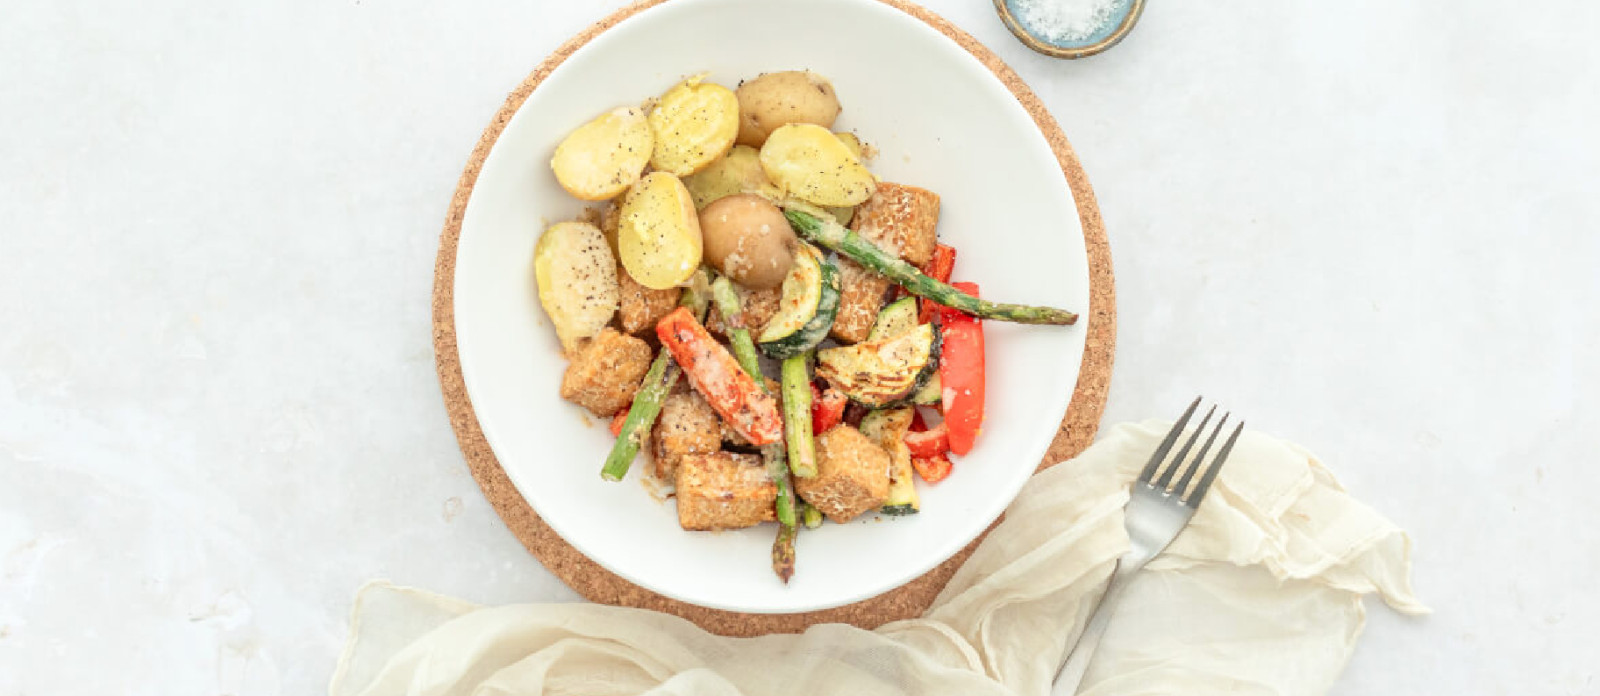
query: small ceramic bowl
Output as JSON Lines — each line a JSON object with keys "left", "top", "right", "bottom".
{"left": 994, "top": 0, "right": 1145, "bottom": 59}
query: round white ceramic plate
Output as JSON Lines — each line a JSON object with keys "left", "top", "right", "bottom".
{"left": 454, "top": 0, "right": 1088, "bottom": 614}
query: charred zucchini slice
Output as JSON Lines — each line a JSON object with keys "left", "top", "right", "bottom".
{"left": 866, "top": 296, "right": 919, "bottom": 341}
{"left": 815, "top": 323, "right": 941, "bottom": 408}
{"left": 868, "top": 297, "right": 942, "bottom": 405}
{"left": 861, "top": 407, "right": 919, "bottom": 516}
{"left": 758, "top": 243, "right": 840, "bottom": 359}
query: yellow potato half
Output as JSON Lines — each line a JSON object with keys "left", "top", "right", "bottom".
{"left": 834, "top": 131, "right": 864, "bottom": 160}
{"left": 648, "top": 78, "right": 741, "bottom": 177}
{"left": 759, "top": 123, "right": 877, "bottom": 207}
{"left": 533, "top": 221, "right": 620, "bottom": 353}
{"left": 550, "top": 106, "right": 654, "bottom": 201}
{"left": 681, "top": 145, "right": 781, "bottom": 210}
{"left": 618, "top": 172, "right": 703, "bottom": 289}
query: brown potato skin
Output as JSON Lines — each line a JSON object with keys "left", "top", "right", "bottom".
{"left": 697, "top": 194, "right": 796, "bottom": 290}
{"left": 735, "top": 71, "right": 842, "bottom": 148}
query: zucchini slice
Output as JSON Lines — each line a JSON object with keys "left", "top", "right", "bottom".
{"left": 866, "top": 296, "right": 919, "bottom": 341}
{"left": 861, "top": 407, "right": 918, "bottom": 516}
{"left": 816, "top": 323, "right": 941, "bottom": 408}
{"left": 758, "top": 243, "right": 841, "bottom": 359}
{"left": 911, "top": 372, "right": 942, "bottom": 406}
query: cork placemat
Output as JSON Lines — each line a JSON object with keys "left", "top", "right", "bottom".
{"left": 431, "top": 0, "right": 1116, "bottom": 636}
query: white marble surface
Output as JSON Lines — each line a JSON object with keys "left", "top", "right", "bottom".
{"left": 1, "top": 0, "right": 1594, "bottom": 693}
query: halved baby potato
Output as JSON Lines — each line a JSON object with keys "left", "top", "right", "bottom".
{"left": 834, "top": 131, "right": 864, "bottom": 160}
{"left": 618, "top": 172, "right": 703, "bottom": 289}
{"left": 533, "top": 221, "right": 620, "bottom": 353}
{"left": 648, "top": 77, "right": 741, "bottom": 177}
{"left": 550, "top": 107, "right": 653, "bottom": 201}
{"left": 825, "top": 133, "right": 866, "bottom": 224}
{"left": 681, "top": 145, "right": 781, "bottom": 210}
{"left": 759, "top": 123, "right": 877, "bottom": 207}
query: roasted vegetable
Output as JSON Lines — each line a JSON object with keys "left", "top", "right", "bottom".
{"left": 781, "top": 355, "right": 817, "bottom": 478}
{"left": 867, "top": 296, "right": 919, "bottom": 341}
{"left": 681, "top": 145, "right": 781, "bottom": 210}
{"left": 648, "top": 77, "right": 741, "bottom": 176}
{"left": 802, "top": 502, "right": 823, "bottom": 529}
{"left": 834, "top": 132, "right": 864, "bottom": 159}
{"left": 916, "top": 243, "right": 958, "bottom": 322}
{"left": 816, "top": 323, "right": 941, "bottom": 408}
{"left": 861, "top": 408, "right": 918, "bottom": 516}
{"left": 912, "top": 450, "right": 953, "bottom": 484}
{"left": 601, "top": 274, "right": 710, "bottom": 482}
{"left": 601, "top": 349, "right": 676, "bottom": 482}
{"left": 824, "top": 132, "right": 866, "bottom": 225}
{"left": 868, "top": 297, "right": 942, "bottom": 406}
{"left": 534, "top": 221, "right": 620, "bottom": 353}
{"left": 735, "top": 71, "right": 842, "bottom": 147}
{"left": 656, "top": 306, "right": 784, "bottom": 446}
{"left": 937, "top": 282, "right": 986, "bottom": 455}
{"left": 550, "top": 106, "right": 653, "bottom": 201}
{"left": 903, "top": 422, "right": 949, "bottom": 459}
{"left": 759, "top": 124, "right": 876, "bottom": 207}
{"left": 784, "top": 209, "right": 1079, "bottom": 325}
{"left": 811, "top": 384, "right": 847, "bottom": 435}
{"left": 710, "top": 276, "right": 765, "bottom": 380}
{"left": 772, "top": 522, "right": 797, "bottom": 583}
{"left": 757, "top": 243, "right": 841, "bottom": 359}
{"left": 618, "top": 172, "right": 704, "bottom": 290}
{"left": 699, "top": 194, "right": 797, "bottom": 290}
{"left": 713, "top": 277, "right": 801, "bottom": 578}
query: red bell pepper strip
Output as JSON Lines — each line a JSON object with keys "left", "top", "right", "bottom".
{"left": 656, "top": 306, "right": 784, "bottom": 446}
{"left": 608, "top": 408, "right": 629, "bottom": 437}
{"left": 917, "top": 244, "right": 959, "bottom": 322}
{"left": 911, "top": 451, "right": 954, "bottom": 483}
{"left": 811, "top": 383, "right": 847, "bottom": 435}
{"left": 904, "top": 422, "right": 949, "bottom": 458}
{"left": 938, "top": 282, "right": 985, "bottom": 455}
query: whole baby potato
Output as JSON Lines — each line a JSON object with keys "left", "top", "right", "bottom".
{"left": 735, "top": 71, "right": 842, "bottom": 147}
{"left": 698, "top": 194, "right": 796, "bottom": 290}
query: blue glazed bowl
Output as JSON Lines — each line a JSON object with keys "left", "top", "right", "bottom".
{"left": 994, "top": 0, "right": 1145, "bottom": 59}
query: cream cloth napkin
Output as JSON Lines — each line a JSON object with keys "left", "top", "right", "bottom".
{"left": 330, "top": 422, "right": 1425, "bottom": 696}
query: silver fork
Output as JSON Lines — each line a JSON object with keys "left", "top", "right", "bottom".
{"left": 1051, "top": 397, "right": 1245, "bottom": 695}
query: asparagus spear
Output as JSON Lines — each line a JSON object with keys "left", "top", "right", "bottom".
{"left": 780, "top": 354, "right": 818, "bottom": 478}
{"left": 600, "top": 270, "right": 710, "bottom": 482}
{"left": 802, "top": 502, "right": 823, "bottom": 529}
{"left": 600, "top": 352, "right": 675, "bottom": 482}
{"left": 712, "top": 276, "right": 797, "bottom": 523}
{"left": 772, "top": 523, "right": 797, "bottom": 583}
{"left": 711, "top": 277, "right": 766, "bottom": 380}
{"left": 713, "top": 274, "right": 801, "bottom": 580}
{"left": 782, "top": 208, "right": 1079, "bottom": 326}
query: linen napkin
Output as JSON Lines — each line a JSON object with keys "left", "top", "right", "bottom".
{"left": 329, "top": 421, "right": 1425, "bottom": 696}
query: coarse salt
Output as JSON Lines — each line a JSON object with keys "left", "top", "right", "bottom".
{"left": 1010, "top": 0, "right": 1125, "bottom": 44}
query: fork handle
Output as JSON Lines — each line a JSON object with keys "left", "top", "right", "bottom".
{"left": 1051, "top": 559, "right": 1137, "bottom": 695}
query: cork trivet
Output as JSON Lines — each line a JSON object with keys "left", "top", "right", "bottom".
{"left": 431, "top": 0, "right": 1117, "bottom": 636}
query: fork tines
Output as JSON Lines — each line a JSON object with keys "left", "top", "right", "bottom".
{"left": 1136, "top": 396, "right": 1245, "bottom": 506}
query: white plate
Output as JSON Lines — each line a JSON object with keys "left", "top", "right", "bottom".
{"left": 453, "top": 0, "right": 1089, "bottom": 614}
